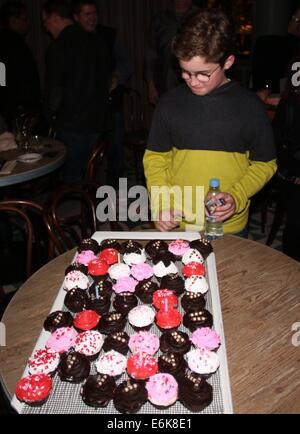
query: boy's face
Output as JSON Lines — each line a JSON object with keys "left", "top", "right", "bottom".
{"left": 179, "top": 55, "right": 234, "bottom": 96}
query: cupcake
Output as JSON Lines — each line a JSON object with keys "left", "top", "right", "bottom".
{"left": 160, "top": 331, "right": 191, "bottom": 355}
{"left": 46, "top": 327, "right": 78, "bottom": 354}
{"left": 152, "top": 253, "right": 178, "bottom": 278}
{"left": 64, "top": 288, "right": 89, "bottom": 313}
{"left": 120, "top": 240, "right": 143, "bottom": 254}
{"left": 128, "top": 305, "right": 155, "bottom": 331}
{"left": 65, "top": 262, "right": 88, "bottom": 276}
{"left": 183, "top": 309, "right": 213, "bottom": 332}
{"left": 73, "top": 310, "right": 101, "bottom": 332}
{"left": 58, "top": 351, "right": 90, "bottom": 383}
{"left": 155, "top": 308, "right": 182, "bottom": 331}
{"left": 81, "top": 374, "right": 116, "bottom": 408}
{"left": 145, "top": 240, "right": 169, "bottom": 259}
{"left": 182, "top": 261, "right": 206, "bottom": 278}
{"left": 130, "top": 263, "right": 154, "bottom": 282}
{"left": 186, "top": 348, "right": 220, "bottom": 377}
{"left": 127, "top": 352, "right": 158, "bottom": 380}
{"left": 178, "top": 370, "right": 213, "bottom": 412}
{"left": 98, "top": 311, "right": 127, "bottom": 334}
{"left": 112, "top": 277, "right": 137, "bottom": 294}
{"left": 189, "top": 238, "right": 213, "bottom": 260}
{"left": 113, "top": 379, "right": 147, "bottom": 414}
{"left": 113, "top": 292, "right": 138, "bottom": 314}
{"left": 44, "top": 311, "right": 73, "bottom": 333}
{"left": 160, "top": 274, "right": 184, "bottom": 296}
{"left": 182, "top": 248, "right": 205, "bottom": 265}
{"left": 88, "top": 258, "right": 109, "bottom": 280}
{"left": 158, "top": 352, "right": 187, "bottom": 379}
{"left": 135, "top": 280, "right": 158, "bottom": 304}
{"left": 89, "top": 279, "right": 112, "bottom": 298}
{"left": 63, "top": 270, "right": 89, "bottom": 291}
{"left": 99, "top": 239, "right": 121, "bottom": 252}
{"left": 128, "top": 331, "right": 160, "bottom": 356}
{"left": 109, "top": 263, "right": 131, "bottom": 281}
{"left": 168, "top": 239, "right": 190, "bottom": 258}
{"left": 102, "top": 331, "right": 129, "bottom": 355}
{"left": 78, "top": 238, "right": 100, "bottom": 254}
{"left": 15, "top": 374, "right": 52, "bottom": 406}
{"left": 146, "top": 373, "right": 178, "bottom": 408}
{"left": 181, "top": 292, "right": 206, "bottom": 313}
{"left": 28, "top": 348, "right": 60, "bottom": 376}
{"left": 86, "top": 292, "right": 111, "bottom": 316}
{"left": 123, "top": 247, "right": 147, "bottom": 266}
{"left": 152, "top": 289, "right": 178, "bottom": 310}
{"left": 74, "top": 330, "right": 104, "bottom": 361}
{"left": 76, "top": 250, "right": 98, "bottom": 266}
{"left": 191, "top": 327, "right": 221, "bottom": 351}
{"left": 99, "top": 248, "right": 119, "bottom": 265}
{"left": 184, "top": 276, "right": 209, "bottom": 295}
{"left": 95, "top": 350, "right": 127, "bottom": 377}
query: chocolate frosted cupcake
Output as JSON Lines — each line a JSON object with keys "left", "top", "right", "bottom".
{"left": 78, "top": 238, "right": 100, "bottom": 254}
{"left": 86, "top": 293, "right": 111, "bottom": 316}
{"left": 81, "top": 374, "right": 116, "bottom": 408}
{"left": 158, "top": 352, "right": 187, "bottom": 379}
{"left": 189, "top": 238, "right": 213, "bottom": 260}
{"left": 58, "top": 351, "right": 90, "bottom": 383}
{"left": 89, "top": 279, "right": 112, "bottom": 298}
{"left": 102, "top": 331, "right": 129, "bottom": 355}
{"left": 183, "top": 309, "right": 213, "bottom": 332}
{"left": 98, "top": 311, "right": 127, "bottom": 334}
{"left": 160, "top": 274, "right": 184, "bottom": 296}
{"left": 113, "top": 292, "right": 138, "bottom": 314}
{"left": 113, "top": 379, "right": 148, "bottom": 414}
{"left": 181, "top": 291, "right": 206, "bottom": 312}
{"left": 64, "top": 288, "right": 89, "bottom": 313}
{"left": 44, "top": 311, "right": 73, "bottom": 333}
{"left": 135, "top": 280, "right": 158, "bottom": 304}
{"left": 65, "top": 262, "right": 88, "bottom": 276}
{"left": 99, "top": 239, "right": 121, "bottom": 252}
{"left": 178, "top": 370, "right": 213, "bottom": 412}
{"left": 120, "top": 240, "right": 143, "bottom": 254}
{"left": 145, "top": 239, "right": 169, "bottom": 259}
{"left": 160, "top": 331, "right": 191, "bottom": 355}
{"left": 152, "top": 253, "right": 178, "bottom": 278}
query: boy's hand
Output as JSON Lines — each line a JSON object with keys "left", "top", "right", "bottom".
{"left": 211, "top": 193, "right": 236, "bottom": 222}
{"left": 155, "top": 209, "right": 184, "bottom": 232}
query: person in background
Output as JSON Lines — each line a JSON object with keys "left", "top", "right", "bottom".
{"left": 145, "top": 0, "right": 198, "bottom": 106}
{"left": 272, "top": 53, "right": 300, "bottom": 261}
{"left": 143, "top": 8, "right": 277, "bottom": 234}
{"left": 72, "top": 0, "right": 132, "bottom": 188}
{"left": 0, "top": 1, "right": 41, "bottom": 129}
{"left": 42, "top": 0, "right": 110, "bottom": 183}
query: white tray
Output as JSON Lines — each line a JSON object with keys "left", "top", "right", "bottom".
{"left": 11, "top": 232, "right": 233, "bottom": 414}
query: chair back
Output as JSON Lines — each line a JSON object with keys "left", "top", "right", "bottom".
{"left": 84, "top": 138, "right": 108, "bottom": 184}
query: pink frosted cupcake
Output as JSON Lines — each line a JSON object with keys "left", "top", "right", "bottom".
{"left": 112, "top": 277, "right": 137, "bottom": 294}
{"left": 129, "top": 331, "right": 159, "bottom": 356}
{"left": 46, "top": 327, "right": 78, "bottom": 354}
{"left": 146, "top": 373, "right": 178, "bottom": 408}
{"left": 191, "top": 327, "right": 221, "bottom": 351}
{"left": 130, "top": 263, "right": 154, "bottom": 282}
{"left": 168, "top": 239, "right": 190, "bottom": 258}
{"left": 76, "top": 250, "right": 98, "bottom": 266}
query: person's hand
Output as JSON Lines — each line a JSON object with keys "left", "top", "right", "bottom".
{"left": 155, "top": 209, "right": 184, "bottom": 232}
{"left": 148, "top": 80, "right": 159, "bottom": 106}
{"left": 210, "top": 192, "right": 236, "bottom": 222}
{"left": 0, "top": 132, "right": 17, "bottom": 152}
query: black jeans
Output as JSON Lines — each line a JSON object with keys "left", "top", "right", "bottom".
{"left": 281, "top": 179, "right": 300, "bottom": 261}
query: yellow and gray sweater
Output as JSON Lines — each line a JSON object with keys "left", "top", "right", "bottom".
{"left": 143, "top": 81, "right": 277, "bottom": 233}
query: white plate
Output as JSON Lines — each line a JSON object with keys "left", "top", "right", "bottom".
{"left": 17, "top": 153, "right": 42, "bottom": 164}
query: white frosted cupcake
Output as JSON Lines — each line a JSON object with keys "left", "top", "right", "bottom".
{"left": 109, "top": 263, "right": 131, "bottom": 281}
{"left": 182, "top": 249, "right": 205, "bottom": 265}
{"left": 28, "top": 348, "right": 60, "bottom": 376}
{"left": 63, "top": 270, "right": 90, "bottom": 291}
{"left": 152, "top": 255, "right": 178, "bottom": 278}
{"left": 123, "top": 249, "right": 147, "bottom": 266}
{"left": 95, "top": 350, "right": 127, "bottom": 377}
{"left": 184, "top": 276, "right": 209, "bottom": 295}
{"left": 128, "top": 305, "right": 155, "bottom": 331}
{"left": 186, "top": 348, "right": 220, "bottom": 377}
{"left": 74, "top": 330, "right": 104, "bottom": 361}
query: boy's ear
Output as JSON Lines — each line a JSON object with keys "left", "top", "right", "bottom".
{"left": 224, "top": 55, "right": 235, "bottom": 70}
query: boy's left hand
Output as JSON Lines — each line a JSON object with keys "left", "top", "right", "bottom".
{"left": 212, "top": 193, "right": 236, "bottom": 222}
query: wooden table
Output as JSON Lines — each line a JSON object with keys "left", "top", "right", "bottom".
{"left": 1, "top": 236, "right": 300, "bottom": 413}
{"left": 0, "top": 138, "right": 65, "bottom": 187}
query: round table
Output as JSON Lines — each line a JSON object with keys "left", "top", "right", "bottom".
{"left": 1, "top": 236, "right": 300, "bottom": 413}
{"left": 0, "top": 138, "right": 65, "bottom": 187}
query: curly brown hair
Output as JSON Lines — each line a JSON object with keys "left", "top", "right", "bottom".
{"left": 173, "top": 8, "right": 236, "bottom": 66}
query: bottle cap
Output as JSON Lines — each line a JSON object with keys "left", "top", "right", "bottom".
{"left": 209, "top": 178, "right": 220, "bottom": 188}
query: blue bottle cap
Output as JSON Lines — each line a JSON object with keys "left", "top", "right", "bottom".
{"left": 209, "top": 178, "right": 220, "bottom": 188}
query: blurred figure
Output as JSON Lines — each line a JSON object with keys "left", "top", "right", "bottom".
{"left": 42, "top": 0, "right": 110, "bottom": 183}
{"left": 73, "top": 0, "right": 132, "bottom": 188}
{"left": 145, "top": 0, "right": 198, "bottom": 105}
{"left": 0, "top": 1, "right": 41, "bottom": 128}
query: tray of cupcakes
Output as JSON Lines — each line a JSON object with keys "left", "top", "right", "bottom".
{"left": 11, "top": 232, "right": 233, "bottom": 414}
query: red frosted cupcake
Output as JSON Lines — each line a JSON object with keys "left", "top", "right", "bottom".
{"left": 73, "top": 310, "right": 100, "bottom": 332}
{"left": 127, "top": 352, "right": 158, "bottom": 380}
{"left": 152, "top": 289, "right": 178, "bottom": 310}
{"left": 88, "top": 259, "right": 109, "bottom": 278}
{"left": 16, "top": 374, "right": 52, "bottom": 406}
{"left": 99, "top": 248, "right": 119, "bottom": 265}
{"left": 156, "top": 308, "right": 182, "bottom": 331}
{"left": 182, "top": 262, "right": 206, "bottom": 277}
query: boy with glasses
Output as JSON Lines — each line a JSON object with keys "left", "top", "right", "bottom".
{"left": 143, "top": 8, "right": 277, "bottom": 234}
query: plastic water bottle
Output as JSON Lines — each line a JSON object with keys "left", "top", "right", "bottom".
{"left": 205, "top": 178, "right": 224, "bottom": 240}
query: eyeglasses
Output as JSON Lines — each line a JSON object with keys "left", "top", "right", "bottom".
{"left": 181, "top": 64, "right": 221, "bottom": 82}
